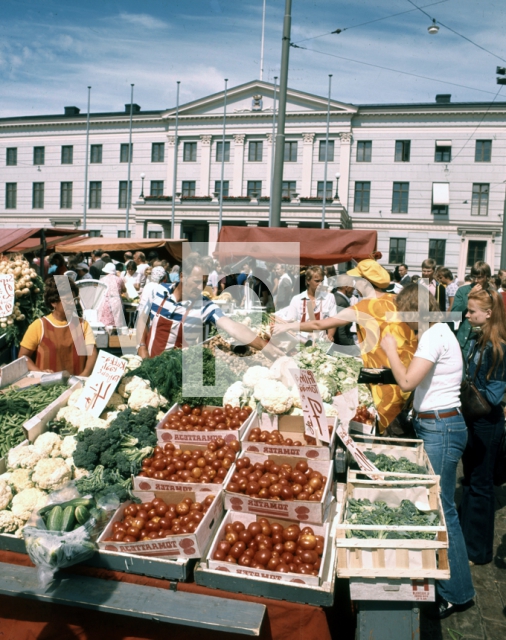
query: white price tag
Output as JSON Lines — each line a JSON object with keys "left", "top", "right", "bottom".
{"left": 336, "top": 420, "right": 382, "bottom": 481}
{"left": 290, "top": 369, "right": 330, "bottom": 443}
{"left": 0, "top": 275, "right": 15, "bottom": 318}
{"left": 76, "top": 350, "right": 127, "bottom": 417}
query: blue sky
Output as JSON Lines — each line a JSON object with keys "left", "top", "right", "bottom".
{"left": 0, "top": 0, "right": 505, "bottom": 116}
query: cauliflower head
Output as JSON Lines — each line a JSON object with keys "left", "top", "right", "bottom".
{"left": 243, "top": 366, "right": 272, "bottom": 389}
{"left": 106, "top": 392, "right": 125, "bottom": 410}
{"left": 317, "top": 382, "right": 332, "bottom": 403}
{"left": 77, "top": 415, "right": 108, "bottom": 431}
{"left": 289, "top": 407, "right": 304, "bottom": 416}
{"left": 8, "top": 469, "right": 34, "bottom": 493}
{"left": 33, "top": 431, "right": 62, "bottom": 458}
{"left": 11, "top": 487, "right": 47, "bottom": 521}
{"left": 0, "top": 510, "right": 23, "bottom": 534}
{"left": 32, "top": 457, "right": 72, "bottom": 491}
{"left": 56, "top": 405, "right": 85, "bottom": 429}
{"left": 253, "top": 380, "right": 293, "bottom": 415}
{"left": 60, "top": 435, "right": 78, "bottom": 459}
{"left": 223, "top": 381, "right": 249, "bottom": 408}
{"left": 67, "top": 387, "right": 84, "bottom": 407}
{"left": 128, "top": 387, "right": 166, "bottom": 411}
{"left": 291, "top": 387, "right": 302, "bottom": 409}
{"left": 0, "top": 479, "right": 13, "bottom": 510}
{"left": 8, "top": 445, "right": 43, "bottom": 470}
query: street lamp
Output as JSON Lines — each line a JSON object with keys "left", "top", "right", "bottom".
{"left": 427, "top": 19, "right": 439, "bottom": 34}
{"left": 140, "top": 173, "right": 146, "bottom": 199}
{"left": 334, "top": 173, "right": 340, "bottom": 200}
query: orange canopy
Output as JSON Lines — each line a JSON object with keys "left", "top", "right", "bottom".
{"left": 55, "top": 237, "right": 187, "bottom": 263}
{"left": 215, "top": 227, "right": 377, "bottom": 266}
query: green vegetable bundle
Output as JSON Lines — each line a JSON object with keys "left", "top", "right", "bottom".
{"left": 0, "top": 383, "right": 68, "bottom": 458}
{"left": 362, "top": 450, "right": 427, "bottom": 475}
{"left": 134, "top": 345, "right": 238, "bottom": 408}
{"left": 344, "top": 498, "right": 439, "bottom": 540}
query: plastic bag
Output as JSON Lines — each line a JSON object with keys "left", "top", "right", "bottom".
{"left": 23, "top": 483, "right": 111, "bottom": 588}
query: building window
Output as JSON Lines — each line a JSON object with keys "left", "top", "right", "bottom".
{"left": 117, "top": 230, "right": 132, "bottom": 238}
{"left": 467, "top": 240, "right": 487, "bottom": 267}
{"left": 354, "top": 181, "right": 371, "bottom": 212}
{"left": 148, "top": 231, "right": 162, "bottom": 239}
{"left": 88, "top": 230, "right": 101, "bottom": 237}
{"left": 248, "top": 141, "right": 263, "bottom": 162}
{"left": 392, "top": 182, "right": 409, "bottom": 213}
{"left": 429, "top": 239, "right": 446, "bottom": 265}
{"left": 89, "top": 181, "right": 102, "bottom": 209}
{"left": 356, "top": 141, "right": 372, "bottom": 162}
{"left": 318, "top": 140, "right": 334, "bottom": 162}
{"left": 183, "top": 142, "right": 197, "bottom": 162}
{"left": 6, "top": 148, "right": 17, "bottom": 166}
{"left": 33, "top": 147, "right": 45, "bottom": 165}
{"left": 247, "top": 181, "right": 262, "bottom": 197}
{"left": 395, "top": 140, "right": 411, "bottom": 162}
{"left": 317, "top": 181, "right": 332, "bottom": 199}
{"left": 284, "top": 141, "right": 298, "bottom": 162}
{"left": 150, "top": 180, "right": 164, "bottom": 196}
{"left": 5, "top": 183, "right": 17, "bottom": 209}
{"left": 471, "top": 183, "right": 489, "bottom": 216}
{"left": 389, "top": 238, "right": 406, "bottom": 264}
{"left": 216, "top": 141, "right": 230, "bottom": 162}
{"left": 118, "top": 181, "right": 132, "bottom": 208}
{"left": 432, "top": 182, "right": 450, "bottom": 215}
{"left": 181, "top": 181, "right": 196, "bottom": 197}
{"left": 215, "top": 180, "right": 229, "bottom": 197}
{"left": 60, "top": 182, "right": 73, "bottom": 209}
{"left": 32, "top": 182, "right": 44, "bottom": 209}
{"left": 282, "top": 181, "right": 297, "bottom": 198}
{"left": 151, "top": 143, "right": 165, "bottom": 163}
{"left": 61, "top": 145, "right": 73, "bottom": 164}
{"left": 435, "top": 141, "right": 451, "bottom": 162}
{"left": 475, "top": 140, "right": 492, "bottom": 162}
{"left": 90, "top": 144, "right": 102, "bottom": 163}
{"left": 120, "top": 143, "right": 133, "bottom": 163}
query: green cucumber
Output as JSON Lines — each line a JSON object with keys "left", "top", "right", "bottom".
{"left": 75, "top": 506, "right": 90, "bottom": 525}
{"left": 39, "top": 497, "right": 94, "bottom": 518}
{"left": 46, "top": 505, "right": 63, "bottom": 531}
{"left": 61, "top": 505, "right": 76, "bottom": 532}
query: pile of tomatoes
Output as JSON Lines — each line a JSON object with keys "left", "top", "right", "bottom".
{"left": 103, "top": 495, "right": 216, "bottom": 543}
{"left": 138, "top": 439, "right": 240, "bottom": 484}
{"left": 226, "top": 457, "right": 327, "bottom": 502}
{"left": 161, "top": 404, "right": 253, "bottom": 432}
{"left": 247, "top": 427, "right": 304, "bottom": 446}
{"left": 212, "top": 519, "right": 324, "bottom": 575}
{"left": 352, "top": 405, "right": 375, "bottom": 425}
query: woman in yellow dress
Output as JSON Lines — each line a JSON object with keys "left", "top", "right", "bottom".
{"left": 273, "top": 259, "right": 417, "bottom": 432}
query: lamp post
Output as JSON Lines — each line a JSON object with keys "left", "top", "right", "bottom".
{"left": 171, "top": 81, "right": 181, "bottom": 239}
{"left": 140, "top": 173, "right": 145, "bottom": 199}
{"left": 83, "top": 86, "right": 91, "bottom": 230}
{"left": 125, "top": 83, "right": 134, "bottom": 238}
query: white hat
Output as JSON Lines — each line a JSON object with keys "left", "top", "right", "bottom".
{"left": 102, "top": 263, "right": 117, "bottom": 275}
{"left": 334, "top": 274, "right": 355, "bottom": 287}
{"left": 151, "top": 266, "right": 167, "bottom": 283}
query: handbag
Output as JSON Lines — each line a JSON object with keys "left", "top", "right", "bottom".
{"left": 460, "top": 344, "right": 492, "bottom": 422}
{"left": 357, "top": 367, "right": 397, "bottom": 385}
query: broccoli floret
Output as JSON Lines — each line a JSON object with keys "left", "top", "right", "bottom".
{"left": 115, "top": 452, "right": 137, "bottom": 477}
{"left": 75, "top": 465, "right": 107, "bottom": 495}
{"left": 120, "top": 435, "right": 139, "bottom": 448}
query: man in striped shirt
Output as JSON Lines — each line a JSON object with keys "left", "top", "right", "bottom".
{"left": 137, "top": 253, "right": 276, "bottom": 359}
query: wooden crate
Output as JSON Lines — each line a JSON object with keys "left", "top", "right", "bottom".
{"left": 335, "top": 478, "right": 449, "bottom": 580}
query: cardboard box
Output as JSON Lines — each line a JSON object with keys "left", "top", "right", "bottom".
{"left": 242, "top": 413, "right": 338, "bottom": 461}
{"left": 206, "top": 510, "right": 329, "bottom": 587}
{"left": 132, "top": 442, "right": 235, "bottom": 493}
{"left": 224, "top": 452, "right": 334, "bottom": 525}
{"left": 98, "top": 490, "right": 223, "bottom": 559}
{"left": 156, "top": 404, "right": 253, "bottom": 446}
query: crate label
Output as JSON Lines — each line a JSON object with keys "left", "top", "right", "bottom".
{"left": 0, "top": 275, "right": 15, "bottom": 318}
{"left": 76, "top": 350, "right": 126, "bottom": 417}
{"left": 290, "top": 369, "right": 330, "bottom": 443}
{"left": 412, "top": 579, "right": 431, "bottom": 601}
{"left": 158, "top": 430, "right": 238, "bottom": 444}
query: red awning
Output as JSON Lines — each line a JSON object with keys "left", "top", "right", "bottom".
{"left": 55, "top": 237, "right": 187, "bottom": 263}
{"left": 1, "top": 228, "right": 89, "bottom": 254}
{"left": 215, "top": 227, "right": 377, "bottom": 266}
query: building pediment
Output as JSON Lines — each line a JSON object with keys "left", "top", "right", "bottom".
{"left": 161, "top": 80, "right": 357, "bottom": 119}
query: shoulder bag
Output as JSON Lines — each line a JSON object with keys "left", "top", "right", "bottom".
{"left": 460, "top": 344, "right": 492, "bottom": 422}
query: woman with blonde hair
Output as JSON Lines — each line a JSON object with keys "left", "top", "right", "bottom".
{"left": 460, "top": 287, "right": 506, "bottom": 565}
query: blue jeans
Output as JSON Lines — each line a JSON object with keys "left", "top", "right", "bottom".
{"left": 414, "top": 411, "right": 475, "bottom": 605}
{"left": 459, "top": 406, "right": 504, "bottom": 564}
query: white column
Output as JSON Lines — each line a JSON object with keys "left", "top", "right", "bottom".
{"left": 173, "top": 221, "right": 182, "bottom": 240}
{"left": 232, "top": 134, "right": 245, "bottom": 196}
{"left": 339, "top": 132, "right": 352, "bottom": 209}
{"left": 301, "top": 133, "right": 315, "bottom": 197}
{"left": 208, "top": 222, "right": 219, "bottom": 256}
{"left": 265, "top": 133, "right": 274, "bottom": 196}
{"left": 200, "top": 135, "right": 212, "bottom": 196}
{"left": 166, "top": 135, "right": 175, "bottom": 196}
{"left": 134, "top": 221, "right": 145, "bottom": 238}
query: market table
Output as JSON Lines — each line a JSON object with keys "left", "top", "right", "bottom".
{"left": 0, "top": 550, "right": 334, "bottom": 640}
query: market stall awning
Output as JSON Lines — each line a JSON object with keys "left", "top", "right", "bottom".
{"left": 0, "top": 228, "right": 89, "bottom": 255}
{"left": 215, "top": 227, "right": 377, "bottom": 266}
{"left": 55, "top": 237, "right": 188, "bottom": 263}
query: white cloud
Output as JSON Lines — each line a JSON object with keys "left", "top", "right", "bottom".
{"left": 117, "top": 12, "right": 169, "bottom": 30}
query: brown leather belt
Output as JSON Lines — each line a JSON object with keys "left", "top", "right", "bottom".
{"left": 414, "top": 408, "right": 461, "bottom": 420}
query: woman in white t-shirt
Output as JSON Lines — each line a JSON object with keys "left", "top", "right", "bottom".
{"left": 380, "top": 283, "right": 475, "bottom": 620}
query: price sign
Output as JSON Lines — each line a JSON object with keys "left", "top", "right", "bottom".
{"left": 290, "top": 368, "right": 330, "bottom": 443}
{"left": 76, "top": 350, "right": 126, "bottom": 417}
{"left": 0, "top": 275, "right": 15, "bottom": 318}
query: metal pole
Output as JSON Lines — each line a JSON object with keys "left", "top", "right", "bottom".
{"left": 270, "top": 0, "right": 292, "bottom": 227}
{"left": 268, "top": 76, "right": 278, "bottom": 226}
{"left": 125, "top": 84, "right": 134, "bottom": 237}
{"left": 260, "top": 0, "right": 267, "bottom": 80}
{"left": 218, "top": 79, "right": 228, "bottom": 232}
{"left": 501, "top": 195, "right": 506, "bottom": 269}
{"left": 321, "top": 74, "right": 332, "bottom": 229}
{"left": 83, "top": 86, "right": 91, "bottom": 230}
{"left": 171, "top": 81, "right": 180, "bottom": 239}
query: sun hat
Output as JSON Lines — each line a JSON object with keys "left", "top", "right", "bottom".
{"left": 347, "top": 259, "right": 390, "bottom": 289}
{"left": 151, "top": 266, "right": 167, "bottom": 283}
{"left": 102, "top": 263, "right": 117, "bottom": 275}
